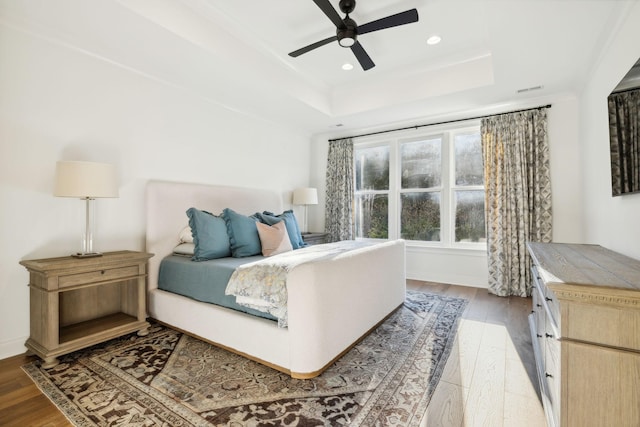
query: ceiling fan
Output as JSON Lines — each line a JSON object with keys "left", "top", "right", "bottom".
{"left": 289, "top": 0, "right": 419, "bottom": 71}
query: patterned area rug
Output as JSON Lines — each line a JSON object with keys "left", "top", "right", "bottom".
{"left": 23, "top": 291, "right": 466, "bottom": 426}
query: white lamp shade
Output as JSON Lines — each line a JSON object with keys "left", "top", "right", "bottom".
{"left": 293, "top": 187, "right": 318, "bottom": 205}
{"left": 54, "top": 161, "right": 119, "bottom": 198}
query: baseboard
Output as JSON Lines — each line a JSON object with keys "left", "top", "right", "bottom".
{"left": 0, "top": 336, "right": 27, "bottom": 361}
{"left": 406, "top": 271, "right": 489, "bottom": 288}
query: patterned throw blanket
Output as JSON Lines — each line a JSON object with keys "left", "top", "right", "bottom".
{"left": 225, "top": 240, "right": 377, "bottom": 327}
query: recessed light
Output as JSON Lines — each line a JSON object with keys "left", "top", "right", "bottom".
{"left": 427, "top": 35, "right": 441, "bottom": 45}
{"left": 342, "top": 63, "right": 354, "bottom": 71}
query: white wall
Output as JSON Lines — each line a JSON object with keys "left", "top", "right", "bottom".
{"left": 0, "top": 21, "right": 310, "bottom": 359}
{"left": 310, "top": 95, "right": 584, "bottom": 287}
{"left": 547, "top": 96, "right": 584, "bottom": 243}
{"left": 578, "top": 2, "right": 640, "bottom": 259}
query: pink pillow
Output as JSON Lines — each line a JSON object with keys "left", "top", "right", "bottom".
{"left": 256, "top": 221, "right": 293, "bottom": 256}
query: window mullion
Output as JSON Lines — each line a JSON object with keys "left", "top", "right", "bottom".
{"left": 440, "top": 133, "right": 451, "bottom": 246}
{"left": 388, "top": 138, "right": 398, "bottom": 240}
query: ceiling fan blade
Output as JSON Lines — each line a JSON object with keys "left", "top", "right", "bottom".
{"left": 358, "top": 9, "right": 419, "bottom": 35}
{"left": 312, "top": 0, "right": 345, "bottom": 28}
{"left": 351, "top": 41, "right": 375, "bottom": 70}
{"left": 289, "top": 35, "right": 338, "bottom": 57}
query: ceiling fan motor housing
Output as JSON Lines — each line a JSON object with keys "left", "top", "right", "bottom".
{"left": 337, "top": 17, "right": 357, "bottom": 47}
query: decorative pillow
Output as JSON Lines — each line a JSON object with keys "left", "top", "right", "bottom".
{"left": 178, "top": 226, "right": 193, "bottom": 243}
{"left": 256, "top": 221, "right": 293, "bottom": 257}
{"left": 221, "top": 208, "right": 262, "bottom": 258}
{"left": 257, "top": 210, "right": 306, "bottom": 249}
{"left": 173, "top": 242, "right": 195, "bottom": 256}
{"left": 186, "top": 208, "right": 231, "bottom": 261}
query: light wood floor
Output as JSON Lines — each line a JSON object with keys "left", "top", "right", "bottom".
{"left": 408, "top": 280, "right": 546, "bottom": 427}
{"left": 0, "top": 281, "right": 546, "bottom": 427}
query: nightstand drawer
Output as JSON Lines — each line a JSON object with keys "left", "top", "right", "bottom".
{"left": 59, "top": 265, "right": 139, "bottom": 288}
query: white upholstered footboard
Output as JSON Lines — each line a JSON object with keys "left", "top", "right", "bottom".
{"left": 145, "top": 180, "right": 406, "bottom": 378}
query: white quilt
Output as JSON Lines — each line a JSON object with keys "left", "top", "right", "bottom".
{"left": 225, "top": 240, "right": 377, "bottom": 327}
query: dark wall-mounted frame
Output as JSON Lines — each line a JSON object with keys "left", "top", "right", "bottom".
{"left": 608, "top": 59, "right": 640, "bottom": 196}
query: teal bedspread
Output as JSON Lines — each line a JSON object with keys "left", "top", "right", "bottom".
{"left": 157, "top": 254, "right": 277, "bottom": 321}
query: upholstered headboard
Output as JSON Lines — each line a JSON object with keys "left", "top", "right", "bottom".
{"left": 145, "top": 180, "right": 283, "bottom": 290}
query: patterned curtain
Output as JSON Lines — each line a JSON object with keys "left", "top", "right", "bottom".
{"left": 608, "top": 89, "right": 640, "bottom": 196}
{"left": 325, "top": 138, "right": 354, "bottom": 242}
{"left": 481, "top": 109, "right": 552, "bottom": 297}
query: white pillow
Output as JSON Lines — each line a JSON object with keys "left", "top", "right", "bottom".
{"left": 256, "top": 221, "right": 293, "bottom": 257}
{"left": 173, "top": 242, "right": 195, "bottom": 256}
{"left": 179, "top": 225, "right": 193, "bottom": 243}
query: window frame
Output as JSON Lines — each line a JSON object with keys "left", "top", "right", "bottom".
{"left": 354, "top": 140, "right": 394, "bottom": 240}
{"left": 353, "top": 120, "right": 485, "bottom": 250}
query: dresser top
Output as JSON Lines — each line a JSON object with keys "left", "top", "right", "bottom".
{"left": 527, "top": 242, "right": 640, "bottom": 292}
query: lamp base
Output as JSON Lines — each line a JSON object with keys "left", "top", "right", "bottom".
{"left": 72, "top": 252, "right": 103, "bottom": 258}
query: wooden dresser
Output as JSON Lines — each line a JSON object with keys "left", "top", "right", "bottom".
{"left": 527, "top": 242, "right": 640, "bottom": 427}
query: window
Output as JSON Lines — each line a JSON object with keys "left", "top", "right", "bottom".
{"left": 452, "top": 131, "right": 485, "bottom": 243}
{"left": 400, "top": 136, "right": 442, "bottom": 242}
{"left": 354, "top": 123, "right": 486, "bottom": 248}
{"left": 355, "top": 145, "right": 389, "bottom": 239}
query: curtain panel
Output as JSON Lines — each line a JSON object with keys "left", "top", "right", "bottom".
{"left": 481, "top": 109, "right": 552, "bottom": 297}
{"left": 325, "top": 138, "right": 354, "bottom": 242}
{"left": 608, "top": 89, "right": 640, "bottom": 196}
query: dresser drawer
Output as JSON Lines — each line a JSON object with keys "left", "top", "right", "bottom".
{"left": 545, "top": 331, "right": 561, "bottom": 427}
{"left": 532, "top": 288, "right": 546, "bottom": 346}
{"left": 532, "top": 266, "right": 560, "bottom": 337}
{"left": 543, "top": 286, "right": 561, "bottom": 332}
{"left": 58, "top": 265, "right": 140, "bottom": 288}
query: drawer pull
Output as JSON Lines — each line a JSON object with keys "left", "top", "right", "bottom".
{"left": 101, "top": 270, "right": 105, "bottom": 275}
{"left": 545, "top": 373, "right": 553, "bottom": 378}
{"left": 536, "top": 304, "right": 542, "bottom": 308}
{"left": 545, "top": 297, "right": 552, "bottom": 302}
{"left": 545, "top": 333, "right": 553, "bottom": 338}
{"left": 536, "top": 334, "right": 543, "bottom": 338}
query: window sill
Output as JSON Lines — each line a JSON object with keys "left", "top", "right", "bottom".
{"left": 406, "top": 240, "right": 486, "bottom": 249}
{"left": 405, "top": 243, "right": 487, "bottom": 257}
{"left": 356, "top": 238, "right": 487, "bottom": 255}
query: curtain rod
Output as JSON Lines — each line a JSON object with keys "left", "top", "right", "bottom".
{"left": 328, "top": 104, "right": 552, "bottom": 142}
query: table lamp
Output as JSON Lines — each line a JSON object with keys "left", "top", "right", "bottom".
{"left": 54, "top": 161, "right": 119, "bottom": 257}
{"left": 293, "top": 187, "right": 318, "bottom": 234}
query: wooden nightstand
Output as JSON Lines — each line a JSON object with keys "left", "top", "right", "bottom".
{"left": 302, "top": 232, "right": 328, "bottom": 246}
{"left": 20, "top": 250, "right": 153, "bottom": 368}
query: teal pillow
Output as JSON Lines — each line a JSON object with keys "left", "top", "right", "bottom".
{"left": 186, "top": 208, "right": 231, "bottom": 261}
{"left": 258, "top": 210, "right": 307, "bottom": 249}
{"left": 221, "top": 208, "right": 262, "bottom": 257}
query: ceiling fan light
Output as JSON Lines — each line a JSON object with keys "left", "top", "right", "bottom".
{"left": 339, "top": 37, "right": 356, "bottom": 47}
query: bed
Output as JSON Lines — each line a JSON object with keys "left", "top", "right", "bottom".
{"left": 145, "top": 180, "right": 406, "bottom": 379}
